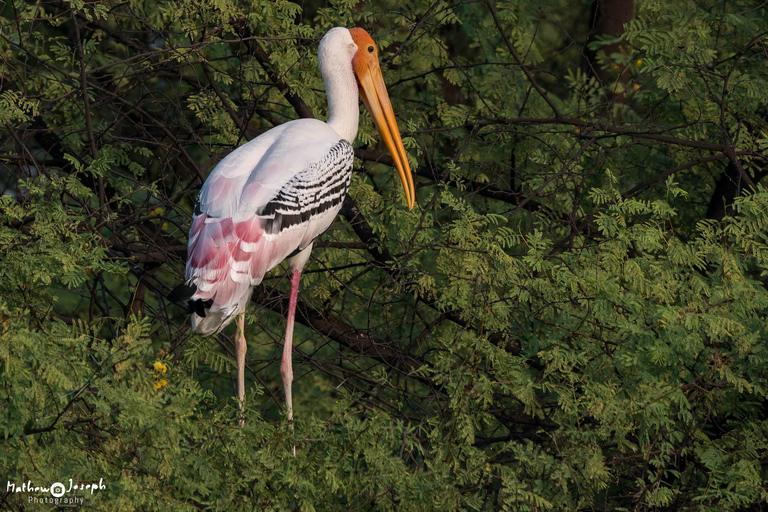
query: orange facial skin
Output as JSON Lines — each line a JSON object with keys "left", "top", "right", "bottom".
{"left": 350, "top": 28, "right": 415, "bottom": 210}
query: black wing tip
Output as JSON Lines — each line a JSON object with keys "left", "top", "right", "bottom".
{"left": 167, "top": 283, "right": 213, "bottom": 318}
{"left": 168, "top": 283, "right": 197, "bottom": 303}
{"left": 192, "top": 298, "right": 213, "bottom": 317}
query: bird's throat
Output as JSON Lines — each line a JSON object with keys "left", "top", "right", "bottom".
{"left": 322, "top": 62, "right": 360, "bottom": 143}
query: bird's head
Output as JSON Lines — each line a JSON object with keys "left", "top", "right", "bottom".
{"left": 319, "top": 27, "right": 416, "bottom": 210}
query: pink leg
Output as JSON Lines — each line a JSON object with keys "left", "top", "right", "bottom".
{"left": 236, "top": 312, "right": 246, "bottom": 427}
{"left": 280, "top": 268, "right": 301, "bottom": 456}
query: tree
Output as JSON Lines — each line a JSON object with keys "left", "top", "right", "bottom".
{"left": 1, "top": 0, "right": 768, "bottom": 510}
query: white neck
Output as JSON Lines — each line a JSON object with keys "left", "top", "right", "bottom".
{"left": 319, "top": 34, "right": 360, "bottom": 143}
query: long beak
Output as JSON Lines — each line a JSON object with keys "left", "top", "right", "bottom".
{"left": 356, "top": 63, "right": 416, "bottom": 210}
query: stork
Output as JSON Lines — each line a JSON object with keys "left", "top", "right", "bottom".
{"left": 173, "top": 27, "right": 416, "bottom": 433}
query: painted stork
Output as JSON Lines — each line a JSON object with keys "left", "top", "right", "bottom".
{"left": 173, "top": 27, "right": 416, "bottom": 431}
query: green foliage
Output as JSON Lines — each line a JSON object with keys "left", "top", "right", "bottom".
{"left": 2, "top": 0, "right": 768, "bottom": 510}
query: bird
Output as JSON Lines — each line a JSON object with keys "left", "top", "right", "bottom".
{"left": 171, "top": 27, "right": 416, "bottom": 434}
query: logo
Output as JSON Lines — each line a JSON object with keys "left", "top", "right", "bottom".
{"left": 6, "top": 479, "right": 106, "bottom": 506}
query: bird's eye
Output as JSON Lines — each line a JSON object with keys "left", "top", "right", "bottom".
{"left": 367, "top": 45, "right": 374, "bottom": 53}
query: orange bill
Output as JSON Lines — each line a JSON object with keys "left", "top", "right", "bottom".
{"left": 350, "top": 28, "right": 416, "bottom": 210}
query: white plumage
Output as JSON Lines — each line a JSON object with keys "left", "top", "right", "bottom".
{"left": 186, "top": 120, "right": 353, "bottom": 335}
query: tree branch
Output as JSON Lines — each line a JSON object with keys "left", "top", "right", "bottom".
{"left": 247, "top": 40, "right": 315, "bottom": 120}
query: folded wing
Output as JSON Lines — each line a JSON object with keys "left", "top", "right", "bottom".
{"left": 184, "top": 119, "right": 354, "bottom": 334}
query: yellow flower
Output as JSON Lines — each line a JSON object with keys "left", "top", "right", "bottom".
{"left": 155, "top": 379, "right": 168, "bottom": 390}
{"left": 153, "top": 361, "right": 167, "bottom": 373}
{"left": 635, "top": 59, "right": 643, "bottom": 67}
{"left": 633, "top": 83, "right": 641, "bottom": 91}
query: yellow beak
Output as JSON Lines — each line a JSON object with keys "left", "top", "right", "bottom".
{"left": 355, "top": 61, "right": 416, "bottom": 210}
